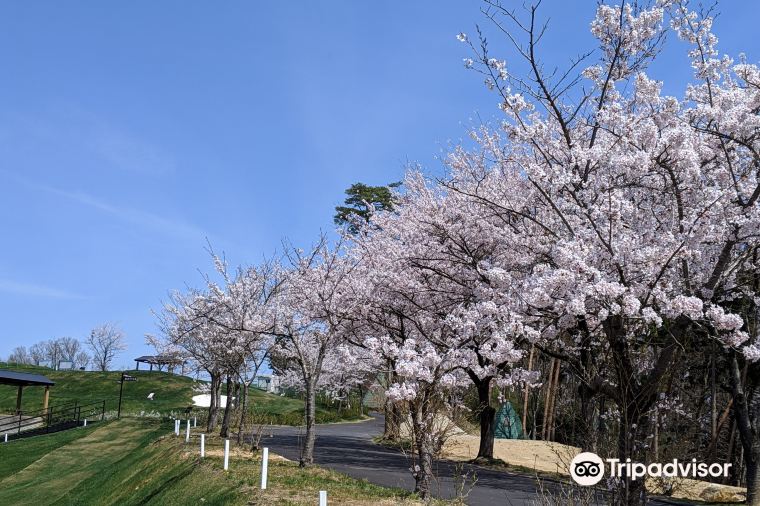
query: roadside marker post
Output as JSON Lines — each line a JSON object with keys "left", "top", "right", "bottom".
{"left": 185, "top": 420, "right": 190, "bottom": 442}
{"left": 200, "top": 434, "right": 205, "bottom": 458}
{"left": 319, "top": 490, "right": 327, "bottom": 506}
{"left": 83, "top": 419, "right": 87, "bottom": 427}
{"left": 174, "top": 419, "right": 180, "bottom": 436}
{"left": 223, "top": 439, "right": 230, "bottom": 470}
{"left": 260, "top": 447, "right": 269, "bottom": 489}
{"left": 4, "top": 434, "right": 7, "bottom": 443}
{"left": 193, "top": 417, "right": 197, "bottom": 428}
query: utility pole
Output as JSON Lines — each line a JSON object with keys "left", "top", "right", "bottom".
{"left": 117, "top": 372, "right": 137, "bottom": 419}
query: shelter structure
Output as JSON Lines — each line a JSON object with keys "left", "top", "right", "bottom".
{"left": 0, "top": 370, "right": 55, "bottom": 414}
{"left": 134, "top": 355, "right": 186, "bottom": 374}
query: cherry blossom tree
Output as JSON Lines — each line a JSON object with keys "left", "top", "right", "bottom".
{"left": 343, "top": 181, "right": 531, "bottom": 496}
{"left": 447, "top": 1, "right": 760, "bottom": 503}
{"left": 152, "top": 254, "right": 279, "bottom": 434}
{"left": 268, "top": 238, "right": 363, "bottom": 466}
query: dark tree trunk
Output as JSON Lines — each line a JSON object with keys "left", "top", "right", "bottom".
{"left": 729, "top": 352, "right": 760, "bottom": 505}
{"left": 578, "top": 382, "right": 595, "bottom": 449}
{"left": 207, "top": 372, "right": 221, "bottom": 432}
{"left": 615, "top": 409, "right": 650, "bottom": 505}
{"left": 236, "top": 381, "right": 249, "bottom": 445}
{"left": 472, "top": 375, "right": 495, "bottom": 460}
{"left": 301, "top": 379, "right": 317, "bottom": 466}
{"left": 601, "top": 315, "right": 684, "bottom": 506}
{"left": 220, "top": 375, "right": 233, "bottom": 438}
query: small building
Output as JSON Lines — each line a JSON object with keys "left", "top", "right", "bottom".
{"left": 134, "top": 355, "right": 186, "bottom": 374}
{"left": 252, "top": 374, "right": 281, "bottom": 394}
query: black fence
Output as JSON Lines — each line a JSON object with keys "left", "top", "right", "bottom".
{"left": 0, "top": 400, "right": 105, "bottom": 441}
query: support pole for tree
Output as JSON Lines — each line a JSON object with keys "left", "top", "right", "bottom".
{"left": 522, "top": 345, "right": 535, "bottom": 438}
{"left": 542, "top": 359, "right": 555, "bottom": 440}
{"left": 547, "top": 359, "right": 561, "bottom": 441}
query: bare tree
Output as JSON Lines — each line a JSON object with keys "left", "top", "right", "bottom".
{"left": 7, "top": 346, "right": 32, "bottom": 365}
{"left": 86, "top": 323, "right": 127, "bottom": 371}
{"left": 42, "top": 339, "right": 63, "bottom": 369}
{"left": 29, "top": 343, "right": 45, "bottom": 365}
{"left": 74, "top": 350, "right": 90, "bottom": 370}
{"left": 57, "top": 337, "right": 85, "bottom": 365}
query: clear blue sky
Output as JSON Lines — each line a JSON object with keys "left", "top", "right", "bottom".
{"left": 1, "top": 1, "right": 758, "bottom": 366}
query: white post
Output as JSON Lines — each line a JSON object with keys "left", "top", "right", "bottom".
{"left": 319, "top": 490, "right": 327, "bottom": 506}
{"left": 83, "top": 419, "right": 87, "bottom": 427}
{"left": 261, "top": 447, "right": 269, "bottom": 489}
{"left": 193, "top": 416, "right": 197, "bottom": 428}
{"left": 200, "top": 433, "right": 205, "bottom": 458}
{"left": 223, "top": 439, "right": 230, "bottom": 470}
{"left": 185, "top": 420, "right": 190, "bottom": 442}
{"left": 175, "top": 419, "right": 180, "bottom": 436}
{"left": 4, "top": 433, "right": 7, "bottom": 443}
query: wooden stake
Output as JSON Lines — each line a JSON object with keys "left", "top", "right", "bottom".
{"left": 547, "top": 359, "right": 561, "bottom": 441}
{"left": 522, "top": 345, "right": 535, "bottom": 438}
{"left": 542, "top": 358, "right": 556, "bottom": 440}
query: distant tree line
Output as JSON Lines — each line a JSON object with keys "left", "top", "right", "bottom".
{"left": 5, "top": 322, "right": 127, "bottom": 372}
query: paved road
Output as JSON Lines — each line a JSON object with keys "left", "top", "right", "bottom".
{"left": 258, "top": 414, "right": 685, "bottom": 505}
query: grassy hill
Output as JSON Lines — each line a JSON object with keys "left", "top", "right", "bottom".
{"left": 0, "top": 363, "right": 361, "bottom": 424}
{"left": 0, "top": 418, "right": 425, "bottom": 505}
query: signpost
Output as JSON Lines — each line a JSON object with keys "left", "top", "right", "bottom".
{"left": 117, "top": 373, "right": 137, "bottom": 419}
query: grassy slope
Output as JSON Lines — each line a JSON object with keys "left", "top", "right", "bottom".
{"left": 0, "top": 363, "right": 361, "bottom": 424}
{"left": 0, "top": 419, "right": 426, "bottom": 506}
{"left": 0, "top": 424, "right": 100, "bottom": 477}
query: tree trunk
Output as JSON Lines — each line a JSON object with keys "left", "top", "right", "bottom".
{"left": 579, "top": 381, "right": 595, "bottom": 450}
{"left": 615, "top": 409, "right": 650, "bottom": 505}
{"left": 301, "top": 379, "right": 317, "bottom": 467}
{"left": 207, "top": 372, "right": 221, "bottom": 431}
{"left": 236, "top": 381, "right": 249, "bottom": 445}
{"left": 522, "top": 345, "right": 535, "bottom": 438}
{"left": 473, "top": 376, "right": 495, "bottom": 460}
{"left": 382, "top": 363, "right": 401, "bottom": 441}
{"left": 220, "top": 375, "right": 233, "bottom": 438}
{"left": 411, "top": 401, "right": 434, "bottom": 499}
{"left": 729, "top": 352, "right": 760, "bottom": 505}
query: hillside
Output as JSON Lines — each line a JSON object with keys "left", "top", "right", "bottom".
{"left": 0, "top": 363, "right": 361, "bottom": 424}
{"left": 0, "top": 418, "right": 424, "bottom": 505}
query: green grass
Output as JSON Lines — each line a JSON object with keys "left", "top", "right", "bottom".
{"left": 0, "top": 363, "right": 364, "bottom": 425}
{"left": 0, "top": 424, "right": 101, "bottom": 477}
{"left": 0, "top": 419, "right": 430, "bottom": 505}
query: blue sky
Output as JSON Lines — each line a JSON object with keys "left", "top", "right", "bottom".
{"left": 1, "top": 1, "right": 758, "bottom": 366}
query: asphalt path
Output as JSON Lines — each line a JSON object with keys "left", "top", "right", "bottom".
{"left": 257, "top": 413, "right": 686, "bottom": 505}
